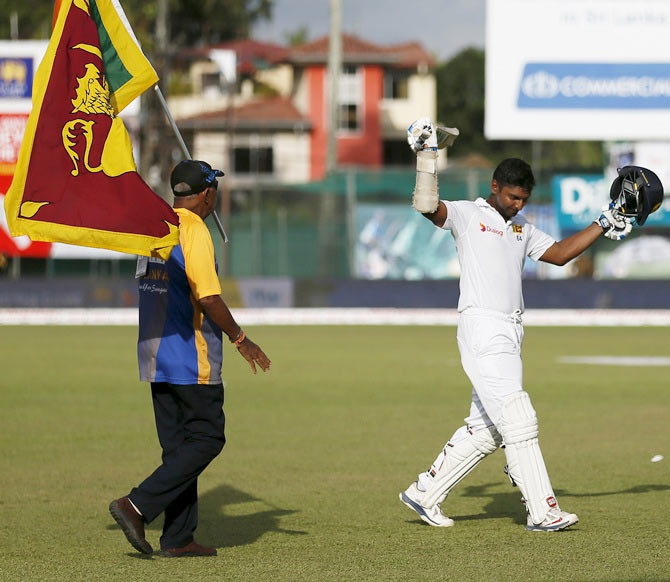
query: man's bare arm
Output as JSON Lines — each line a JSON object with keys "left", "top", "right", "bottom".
{"left": 422, "top": 201, "right": 448, "bottom": 228}
{"left": 539, "top": 223, "right": 602, "bottom": 266}
{"left": 199, "top": 295, "right": 271, "bottom": 373}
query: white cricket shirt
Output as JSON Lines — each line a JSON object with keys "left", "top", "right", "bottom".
{"left": 442, "top": 198, "right": 555, "bottom": 314}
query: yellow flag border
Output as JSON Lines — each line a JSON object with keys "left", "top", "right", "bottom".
{"left": 96, "top": 0, "right": 158, "bottom": 113}
{"left": 3, "top": 0, "right": 70, "bottom": 240}
{"left": 3, "top": 0, "right": 177, "bottom": 259}
{"left": 13, "top": 218, "right": 178, "bottom": 260}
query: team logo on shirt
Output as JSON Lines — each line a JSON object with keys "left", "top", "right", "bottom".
{"left": 512, "top": 224, "right": 523, "bottom": 233}
{"left": 479, "top": 222, "right": 503, "bottom": 237}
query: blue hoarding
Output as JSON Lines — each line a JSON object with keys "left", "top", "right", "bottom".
{"left": 552, "top": 174, "right": 670, "bottom": 229}
{"left": 518, "top": 63, "right": 670, "bottom": 109}
{"left": 0, "top": 57, "right": 33, "bottom": 99}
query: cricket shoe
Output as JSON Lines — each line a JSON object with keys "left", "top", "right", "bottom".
{"left": 399, "top": 482, "right": 454, "bottom": 527}
{"left": 526, "top": 508, "right": 579, "bottom": 532}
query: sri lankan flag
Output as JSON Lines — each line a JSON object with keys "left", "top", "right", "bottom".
{"left": 3, "top": 0, "right": 179, "bottom": 259}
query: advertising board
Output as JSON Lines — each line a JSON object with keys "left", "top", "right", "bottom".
{"left": 486, "top": 0, "right": 670, "bottom": 139}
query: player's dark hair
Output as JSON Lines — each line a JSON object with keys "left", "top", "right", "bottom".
{"left": 492, "top": 158, "right": 535, "bottom": 193}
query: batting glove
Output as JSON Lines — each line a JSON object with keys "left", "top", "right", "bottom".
{"left": 407, "top": 117, "right": 438, "bottom": 152}
{"left": 595, "top": 203, "right": 632, "bottom": 241}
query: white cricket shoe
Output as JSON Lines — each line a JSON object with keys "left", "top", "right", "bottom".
{"left": 399, "top": 482, "right": 454, "bottom": 527}
{"left": 526, "top": 508, "right": 579, "bottom": 532}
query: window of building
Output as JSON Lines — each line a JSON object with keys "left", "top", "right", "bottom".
{"left": 339, "top": 104, "right": 359, "bottom": 131}
{"left": 201, "top": 72, "right": 222, "bottom": 94}
{"left": 233, "top": 147, "right": 274, "bottom": 174}
{"left": 384, "top": 71, "right": 409, "bottom": 100}
{"left": 337, "top": 65, "right": 362, "bottom": 131}
{"left": 383, "top": 139, "right": 414, "bottom": 166}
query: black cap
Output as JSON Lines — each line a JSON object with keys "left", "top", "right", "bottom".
{"left": 609, "top": 165, "right": 664, "bottom": 226}
{"left": 170, "top": 160, "right": 224, "bottom": 196}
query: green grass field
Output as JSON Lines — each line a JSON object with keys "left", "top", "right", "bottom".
{"left": 1, "top": 325, "right": 669, "bottom": 581}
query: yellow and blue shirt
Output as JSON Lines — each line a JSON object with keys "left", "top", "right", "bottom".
{"left": 138, "top": 208, "right": 223, "bottom": 385}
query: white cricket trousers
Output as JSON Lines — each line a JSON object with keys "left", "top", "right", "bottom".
{"left": 457, "top": 308, "right": 525, "bottom": 430}
{"left": 415, "top": 308, "right": 525, "bottom": 494}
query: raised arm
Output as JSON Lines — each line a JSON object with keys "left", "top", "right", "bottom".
{"left": 539, "top": 223, "right": 603, "bottom": 266}
{"left": 423, "top": 202, "right": 448, "bottom": 228}
{"left": 540, "top": 204, "right": 631, "bottom": 266}
{"left": 407, "top": 118, "right": 458, "bottom": 228}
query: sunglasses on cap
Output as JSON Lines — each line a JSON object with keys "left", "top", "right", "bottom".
{"left": 199, "top": 163, "right": 223, "bottom": 191}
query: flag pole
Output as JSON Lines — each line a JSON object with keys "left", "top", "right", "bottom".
{"left": 153, "top": 84, "right": 229, "bottom": 243}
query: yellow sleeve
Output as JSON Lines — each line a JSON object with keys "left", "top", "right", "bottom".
{"left": 179, "top": 215, "right": 222, "bottom": 301}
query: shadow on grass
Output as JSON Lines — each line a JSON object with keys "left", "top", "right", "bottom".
{"left": 456, "top": 482, "right": 527, "bottom": 524}
{"left": 136, "top": 483, "right": 307, "bottom": 549}
{"left": 126, "top": 552, "right": 156, "bottom": 560}
{"left": 558, "top": 484, "right": 670, "bottom": 497}
{"left": 450, "top": 481, "right": 670, "bottom": 525}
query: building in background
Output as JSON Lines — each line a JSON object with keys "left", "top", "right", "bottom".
{"left": 169, "top": 33, "right": 441, "bottom": 189}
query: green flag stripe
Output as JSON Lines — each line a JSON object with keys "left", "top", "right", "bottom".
{"left": 90, "top": 0, "right": 132, "bottom": 95}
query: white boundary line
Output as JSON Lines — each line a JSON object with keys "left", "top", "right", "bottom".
{"left": 1, "top": 308, "right": 670, "bottom": 326}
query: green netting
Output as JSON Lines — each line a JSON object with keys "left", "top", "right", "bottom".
{"left": 290, "top": 168, "right": 553, "bottom": 202}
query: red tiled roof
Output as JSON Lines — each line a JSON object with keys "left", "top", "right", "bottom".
{"left": 177, "top": 97, "right": 311, "bottom": 131}
{"left": 383, "top": 41, "right": 435, "bottom": 68}
{"left": 181, "top": 39, "right": 289, "bottom": 75}
{"left": 291, "top": 34, "right": 386, "bottom": 57}
{"left": 180, "top": 34, "right": 433, "bottom": 72}
{"left": 289, "top": 33, "right": 434, "bottom": 67}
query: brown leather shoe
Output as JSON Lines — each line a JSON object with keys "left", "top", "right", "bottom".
{"left": 109, "top": 497, "right": 153, "bottom": 555}
{"left": 159, "top": 541, "right": 217, "bottom": 558}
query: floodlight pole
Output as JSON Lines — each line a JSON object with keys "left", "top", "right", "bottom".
{"left": 317, "top": 0, "right": 342, "bottom": 276}
{"left": 326, "top": 0, "right": 341, "bottom": 175}
{"left": 153, "top": 84, "right": 229, "bottom": 243}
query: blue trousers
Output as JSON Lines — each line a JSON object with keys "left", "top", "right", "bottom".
{"left": 129, "top": 382, "right": 225, "bottom": 549}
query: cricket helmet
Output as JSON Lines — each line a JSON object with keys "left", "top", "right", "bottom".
{"left": 609, "top": 165, "right": 664, "bottom": 226}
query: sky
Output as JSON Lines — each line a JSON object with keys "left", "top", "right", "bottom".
{"left": 251, "top": 0, "right": 486, "bottom": 63}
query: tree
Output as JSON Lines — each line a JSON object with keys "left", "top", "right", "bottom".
{"left": 435, "top": 47, "right": 602, "bottom": 171}
{"left": 2, "top": 2, "right": 53, "bottom": 39}
{"left": 435, "top": 48, "right": 488, "bottom": 156}
{"left": 1, "top": 1, "right": 273, "bottom": 52}
{"left": 285, "top": 26, "right": 309, "bottom": 47}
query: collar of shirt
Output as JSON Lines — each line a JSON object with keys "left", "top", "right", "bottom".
{"left": 474, "top": 196, "right": 524, "bottom": 227}
{"left": 174, "top": 207, "right": 206, "bottom": 225}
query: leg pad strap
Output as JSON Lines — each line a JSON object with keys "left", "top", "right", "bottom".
{"left": 421, "top": 424, "right": 502, "bottom": 508}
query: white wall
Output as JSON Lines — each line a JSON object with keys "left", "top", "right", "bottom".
{"left": 192, "top": 130, "right": 311, "bottom": 184}
{"left": 380, "top": 74, "right": 436, "bottom": 133}
{"left": 256, "top": 64, "right": 294, "bottom": 97}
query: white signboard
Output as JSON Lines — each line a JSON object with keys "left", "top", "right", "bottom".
{"left": 485, "top": 0, "right": 670, "bottom": 140}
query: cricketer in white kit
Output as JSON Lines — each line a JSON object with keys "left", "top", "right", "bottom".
{"left": 400, "top": 118, "right": 632, "bottom": 532}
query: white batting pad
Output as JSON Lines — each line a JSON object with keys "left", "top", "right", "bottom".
{"left": 419, "top": 424, "right": 502, "bottom": 508}
{"left": 412, "top": 150, "right": 439, "bottom": 213}
{"left": 499, "top": 391, "right": 558, "bottom": 525}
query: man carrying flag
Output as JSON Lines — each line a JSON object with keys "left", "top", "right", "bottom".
{"left": 110, "top": 160, "right": 272, "bottom": 557}
{"left": 3, "top": 0, "right": 179, "bottom": 258}
{"left": 6, "top": 0, "right": 274, "bottom": 557}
